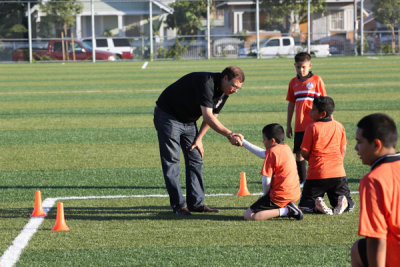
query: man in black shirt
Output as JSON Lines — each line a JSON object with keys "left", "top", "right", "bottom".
{"left": 154, "top": 66, "right": 245, "bottom": 215}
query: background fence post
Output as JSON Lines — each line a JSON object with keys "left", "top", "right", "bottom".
{"left": 207, "top": 0, "right": 210, "bottom": 59}
{"left": 28, "top": 1, "right": 32, "bottom": 63}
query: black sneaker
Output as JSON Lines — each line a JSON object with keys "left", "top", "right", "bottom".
{"left": 175, "top": 206, "right": 191, "bottom": 215}
{"left": 287, "top": 201, "right": 304, "bottom": 220}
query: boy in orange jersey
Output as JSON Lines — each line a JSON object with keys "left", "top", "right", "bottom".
{"left": 286, "top": 52, "right": 327, "bottom": 185}
{"left": 351, "top": 113, "right": 400, "bottom": 267}
{"left": 298, "top": 96, "right": 354, "bottom": 215}
{"left": 235, "top": 123, "right": 303, "bottom": 221}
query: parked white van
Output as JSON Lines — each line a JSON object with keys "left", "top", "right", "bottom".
{"left": 82, "top": 37, "right": 134, "bottom": 59}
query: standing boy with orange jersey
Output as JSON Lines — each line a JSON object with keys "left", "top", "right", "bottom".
{"left": 351, "top": 113, "right": 400, "bottom": 267}
{"left": 298, "top": 96, "right": 354, "bottom": 214}
{"left": 235, "top": 124, "right": 303, "bottom": 221}
{"left": 286, "top": 52, "right": 327, "bottom": 185}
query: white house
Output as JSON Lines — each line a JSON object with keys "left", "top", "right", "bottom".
{"left": 76, "top": 0, "right": 174, "bottom": 38}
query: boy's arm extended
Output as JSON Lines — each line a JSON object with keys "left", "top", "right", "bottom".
{"left": 367, "top": 237, "right": 386, "bottom": 267}
{"left": 286, "top": 102, "right": 295, "bottom": 138}
{"left": 242, "top": 139, "right": 266, "bottom": 159}
{"left": 262, "top": 175, "right": 272, "bottom": 195}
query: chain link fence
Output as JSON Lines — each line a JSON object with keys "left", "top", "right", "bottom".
{"left": 0, "top": 0, "right": 398, "bottom": 62}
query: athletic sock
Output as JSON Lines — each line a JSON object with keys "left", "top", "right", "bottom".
{"left": 296, "top": 160, "right": 306, "bottom": 184}
{"left": 279, "top": 207, "right": 289, "bottom": 217}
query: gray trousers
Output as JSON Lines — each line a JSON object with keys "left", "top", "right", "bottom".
{"left": 153, "top": 106, "right": 205, "bottom": 211}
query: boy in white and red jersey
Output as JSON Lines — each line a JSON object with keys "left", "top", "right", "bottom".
{"left": 351, "top": 113, "right": 400, "bottom": 267}
{"left": 286, "top": 52, "right": 326, "bottom": 185}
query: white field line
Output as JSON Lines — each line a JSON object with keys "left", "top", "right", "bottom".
{"left": 0, "top": 191, "right": 359, "bottom": 267}
{"left": 0, "top": 82, "right": 387, "bottom": 96}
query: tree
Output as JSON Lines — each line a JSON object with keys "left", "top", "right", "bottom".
{"left": 371, "top": 0, "right": 400, "bottom": 53}
{"left": 165, "top": 1, "right": 207, "bottom": 36}
{"left": 39, "top": 0, "right": 83, "bottom": 38}
{"left": 0, "top": 2, "right": 35, "bottom": 38}
{"left": 164, "top": 1, "right": 208, "bottom": 58}
{"left": 260, "top": 0, "right": 326, "bottom": 36}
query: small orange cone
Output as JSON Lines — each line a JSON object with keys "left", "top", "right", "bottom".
{"left": 237, "top": 172, "right": 251, "bottom": 196}
{"left": 52, "top": 202, "right": 70, "bottom": 231}
{"left": 31, "top": 190, "right": 47, "bottom": 217}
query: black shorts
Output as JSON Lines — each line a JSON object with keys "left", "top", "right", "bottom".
{"left": 250, "top": 194, "right": 280, "bottom": 213}
{"left": 357, "top": 238, "right": 369, "bottom": 267}
{"left": 298, "top": 177, "right": 354, "bottom": 212}
{"left": 293, "top": 132, "right": 305, "bottom": 153}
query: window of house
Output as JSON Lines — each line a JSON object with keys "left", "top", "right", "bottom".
{"left": 330, "top": 11, "right": 344, "bottom": 30}
{"left": 213, "top": 8, "right": 224, "bottom": 20}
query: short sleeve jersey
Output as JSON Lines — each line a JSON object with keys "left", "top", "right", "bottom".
{"left": 358, "top": 154, "right": 400, "bottom": 266}
{"left": 286, "top": 73, "right": 326, "bottom": 132}
{"left": 300, "top": 118, "right": 346, "bottom": 179}
{"left": 156, "top": 72, "right": 228, "bottom": 123}
{"left": 260, "top": 144, "right": 301, "bottom": 207}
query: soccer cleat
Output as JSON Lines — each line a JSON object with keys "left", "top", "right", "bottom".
{"left": 315, "top": 197, "right": 333, "bottom": 215}
{"left": 287, "top": 201, "right": 304, "bottom": 220}
{"left": 333, "top": 195, "right": 348, "bottom": 215}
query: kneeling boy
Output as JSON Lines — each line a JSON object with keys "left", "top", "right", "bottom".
{"left": 237, "top": 123, "right": 303, "bottom": 221}
{"left": 298, "top": 96, "right": 354, "bottom": 215}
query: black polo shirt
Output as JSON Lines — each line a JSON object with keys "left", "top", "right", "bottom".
{"left": 156, "top": 72, "right": 228, "bottom": 123}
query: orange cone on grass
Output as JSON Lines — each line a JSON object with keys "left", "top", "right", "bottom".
{"left": 31, "top": 190, "right": 47, "bottom": 217}
{"left": 52, "top": 202, "right": 70, "bottom": 231}
{"left": 237, "top": 172, "right": 251, "bottom": 196}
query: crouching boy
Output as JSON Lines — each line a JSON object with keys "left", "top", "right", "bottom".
{"left": 298, "top": 96, "right": 354, "bottom": 215}
{"left": 236, "top": 123, "right": 303, "bottom": 221}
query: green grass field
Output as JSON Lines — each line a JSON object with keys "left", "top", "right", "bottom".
{"left": 1, "top": 56, "right": 399, "bottom": 266}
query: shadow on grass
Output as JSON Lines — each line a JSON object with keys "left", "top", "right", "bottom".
{"left": 37, "top": 206, "right": 245, "bottom": 221}
{"left": 0, "top": 206, "right": 244, "bottom": 221}
{"left": 0, "top": 208, "right": 32, "bottom": 218}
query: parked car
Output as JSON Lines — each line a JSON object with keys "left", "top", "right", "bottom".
{"left": 82, "top": 37, "right": 133, "bottom": 59}
{"left": 239, "top": 36, "right": 330, "bottom": 58}
{"left": 12, "top": 39, "right": 117, "bottom": 61}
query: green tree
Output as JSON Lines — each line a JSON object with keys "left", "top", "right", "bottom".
{"left": 260, "top": 0, "right": 326, "bottom": 35}
{"left": 39, "top": 0, "right": 83, "bottom": 38}
{"left": 165, "top": 1, "right": 207, "bottom": 35}
{"left": 164, "top": 0, "right": 207, "bottom": 58}
{"left": 371, "top": 0, "right": 400, "bottom": 53}
{"left": 0, "top": 2, "right": 34, "bottom": 38}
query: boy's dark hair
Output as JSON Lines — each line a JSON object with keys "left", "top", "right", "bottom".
{"left": 313, "top": 96, "right": 335, "bottom": 117}
{"left": 262, "top": 123, "right": 285, "bottom": 144}
{"left": 357, "top": 113, "right": 398, "bottom": 148}
{"left": 295, "top": 52, "right": 311, "bottom": 63}
{"left": 222, "top": 66, "right": 245, "bottom": 82}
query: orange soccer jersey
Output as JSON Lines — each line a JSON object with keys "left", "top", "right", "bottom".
{"left": 286, "top": 74, "right": 326, "bottom": 132}
{"left": 300, "top": 118, "right": 346, "bottom": 180}
{"left": 260, "top": 144, "right": 301, "bottom": 207}
{"left": 358, "top": 154, "right": 400, "bottom": 266}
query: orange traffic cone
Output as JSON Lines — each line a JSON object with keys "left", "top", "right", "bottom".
{"left": 52, "top": 202, "right": 70, "bottom": 231}
{"left": 31, "top": 190, "right": 47, "bottom": 217}
{"left": 237, "top": 172, "right": 251, "bottom": 196}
